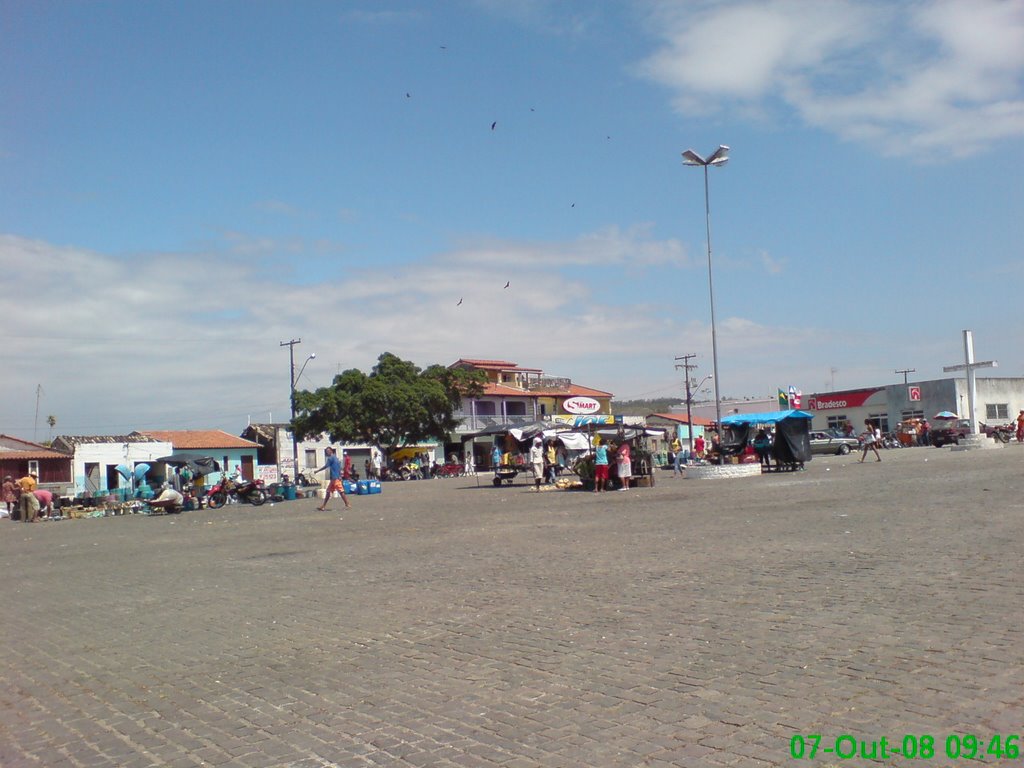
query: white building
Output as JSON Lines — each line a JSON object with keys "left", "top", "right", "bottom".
{"left": 50, "top": 434, "right": 172, "bottom": 495}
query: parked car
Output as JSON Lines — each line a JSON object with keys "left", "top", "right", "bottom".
{"left": 931, "top": 419, "right": 972, "bottom": 447}
{"left": 808, "top": 430, "right": 860, "bottom": 456}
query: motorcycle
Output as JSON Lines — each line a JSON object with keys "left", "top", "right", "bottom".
{"left": 206, "top": 477, "right": 268, "bottom": 508}
{"left": 982, "top": 422, "right": 1015, "bottom": 443}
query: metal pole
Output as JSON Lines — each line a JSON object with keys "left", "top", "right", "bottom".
{"left": 685, "top": 376, "right": 694, "bottom": 455}
{"left": 703, "top": 165, "right": 723, "bottom": 439}
{"left": 280, "top": 339, "right": 301, "bottom": 478}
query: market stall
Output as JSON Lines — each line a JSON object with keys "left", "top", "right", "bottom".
{"left": 720, "top": 410, "right": 813, "bottom": 471}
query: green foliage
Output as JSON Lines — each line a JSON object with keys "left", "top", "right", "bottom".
{"left": 292, "top": 352, "right": 485, "bottom": 453}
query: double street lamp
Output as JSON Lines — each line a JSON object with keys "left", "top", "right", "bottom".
{"left": 682, "top": 144, "right": 729, "bottom": 439}
{"left": 281, "top": 339, "right": 315, "bottom": 479}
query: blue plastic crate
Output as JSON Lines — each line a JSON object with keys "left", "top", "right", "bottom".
{"left": 367, "top": 480, "right": 382, "bottom": 495}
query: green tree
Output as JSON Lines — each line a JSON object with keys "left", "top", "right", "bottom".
{"left": 291, "top": 352, "right": 485, "bottom": 454}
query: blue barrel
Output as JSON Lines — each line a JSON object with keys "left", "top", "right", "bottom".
{"left": 284, "top": 484, "right": 297, "bottom": 501}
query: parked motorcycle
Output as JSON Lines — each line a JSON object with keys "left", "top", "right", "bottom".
{"left": 880, "top": 432, "right": 902, "bottom": 449}
{"left": 982, "top": 422, "right": 1014, "bottom": 443}
{"left": 206, "top": 477, "right": 268, "bottom": 508}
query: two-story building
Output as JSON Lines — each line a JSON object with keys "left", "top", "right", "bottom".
{"left": 447, "top": 358, "right": 615, "bottom": 466}
{"left": 448, "top": 359, "right": 614, "bottom": 432}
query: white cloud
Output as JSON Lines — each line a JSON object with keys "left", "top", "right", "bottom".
{"left": 1, "top": 229, "right": 823, "bottom": 435}
{"left": 638, "top": 0, "right": 1024, "bottom": 158}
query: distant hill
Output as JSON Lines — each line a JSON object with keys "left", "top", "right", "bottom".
{"left": 612, "top": 398, "right": 683, "bottom": 416}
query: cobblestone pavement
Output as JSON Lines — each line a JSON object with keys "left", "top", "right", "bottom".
{"left": 2, "top": 445, "right": 1023, "bottom": 768}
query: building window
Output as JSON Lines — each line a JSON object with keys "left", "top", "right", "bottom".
{"left": 475, "top": 401, "right": 496, "bottom": 416}
{"left": 304, "top": 449, "right": 317, "bottom": 469}
{"left": 825, "top": 415, "right": 848, "bottom": 431}
{"left": 868, "top": 413, "right": 889, "bottom": 432}
{"left": 506, "top": 401, "right": 527, "bottom": 416}
{"left": 901, "top": 409, "right": 924, "bottom": 420}
{"left": 986, "top": 403, "right": 1009, "bottom": 420}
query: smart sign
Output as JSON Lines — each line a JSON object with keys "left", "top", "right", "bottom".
{"left": 562, "top": 397, "right": 601, "bottom": 415}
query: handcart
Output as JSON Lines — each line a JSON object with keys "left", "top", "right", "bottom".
{"left": 492, "top": 466, "right": 520, "bottom": 487}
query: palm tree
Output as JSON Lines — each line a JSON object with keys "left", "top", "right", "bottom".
{"left": 47, "top": 414, "right": 56, "bottom": 441}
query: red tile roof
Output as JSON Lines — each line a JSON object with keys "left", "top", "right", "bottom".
{"left": 138, "top": 430, "right": 259, "bottom": 450}
{"left": 0, "top": 434, "right": 70, "bottom": 458}
{"left": 531, "top": 383, "right": 614, "bottom": 398}
{"left": 450, "top": 359, "right": 543, "bottom": 373}
{"left": 481, "top": 383, "right": 535, "bottom": 396}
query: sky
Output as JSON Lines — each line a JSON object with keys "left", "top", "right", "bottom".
{"left": 2, "top": 0, "right": 1023, "bottom": 440}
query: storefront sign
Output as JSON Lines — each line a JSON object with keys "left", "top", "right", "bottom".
{"left": 553, "top": 414, "right": 618, "bottom": 426}
{"left": 562, "top": 396, "right": 601, "bottom": 415}
{"left": 807, "top": 388, "right": 883, "bottom": 410}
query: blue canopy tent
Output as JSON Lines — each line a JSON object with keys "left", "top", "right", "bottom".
{"left": 720, "top": 410, "right": 814, "bottom": 469}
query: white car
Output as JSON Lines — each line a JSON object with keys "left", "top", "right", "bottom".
{"left": 808, "top": 430, "right": 859, "bottom": 456}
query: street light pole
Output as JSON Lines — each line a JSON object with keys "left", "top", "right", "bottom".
{"left": 280, "top": 339, "right": 315, "bottom": 480}
{"left": 682, "top": 145, "right": 729, "bottom": 440}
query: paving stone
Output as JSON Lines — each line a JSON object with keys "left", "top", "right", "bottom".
{"left": 3, "top": 447, "right": 1023, "bottom": 766}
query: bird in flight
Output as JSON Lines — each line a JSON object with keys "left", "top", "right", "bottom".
{"left": 491, "top": 121, "right": 497, "bottom": 131}
{"left": 503, "top": 281, "right": 510, "bottom": 289}
{"left": 456, "top": 297, "right": 463, "bottom": 306}
{"left": 406, "top": 92, "right": 411, "bottom": 98}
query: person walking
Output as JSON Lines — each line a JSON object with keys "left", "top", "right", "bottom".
{"left": 316, "top": 447, "right": 351, "bottom": 510}
{"left": 1016, "top": 410, "right": 1024, "bottom": 443}
{"left": 859, "top": 419, "right": 882, "bottom": 462}
{"left": 671, "top": 436, "right": 683, "bottom": 477}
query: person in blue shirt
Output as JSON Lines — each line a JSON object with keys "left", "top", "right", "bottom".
{"left": 593, "top": 441, "right": 609, "bottom": 493}
{"left": 491, "top": 443, "right": 503, "bottom": 470}
{"left": 316, "top": 447, "right": 351, "bottom": 510}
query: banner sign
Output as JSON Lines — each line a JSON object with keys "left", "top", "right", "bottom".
{"left": 807, "top": 388, "right": 884, "bottom": 411}
{"left": 552, "top": 414, "right": 619, "bottom": 427}
{"left": 562, "top": 396, "right": 602, "bottom": 415}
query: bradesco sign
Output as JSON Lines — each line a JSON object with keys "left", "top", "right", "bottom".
{"left": 562, "top": 397, "right": 602, "bottom": 415}
{"left": 807, "top": 388, "right": 883, "bottom": 410}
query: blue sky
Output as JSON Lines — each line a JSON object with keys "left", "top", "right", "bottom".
{"left": 3, "top": 0, "right": 1023, "bottom": 438}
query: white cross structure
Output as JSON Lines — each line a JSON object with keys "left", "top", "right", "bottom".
{"left": 942, "top": 330, "right": 997, "bottom": 435}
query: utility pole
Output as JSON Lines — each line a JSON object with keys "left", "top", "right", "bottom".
{"left": 280, "top": 339, "right": 301, "bottom": 478}
{"left": 674, "top": 354, "right": 698, "bottom": 455}
{"left": 34, "top": 384, "right": 43, "bottom": 442}
{"left": 895, "top": 368, "right": 916, "bottom": 385}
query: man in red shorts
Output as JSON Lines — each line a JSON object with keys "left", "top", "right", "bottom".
{"left": 316, "top": 447, "right": 351, "bottom": 511}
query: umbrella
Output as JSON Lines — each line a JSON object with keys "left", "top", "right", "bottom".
{"left": 934, "top": 411, "right": 959, "bottom": 419}
{"left": 155, "top": 453, "right": 221, "bottom": 476}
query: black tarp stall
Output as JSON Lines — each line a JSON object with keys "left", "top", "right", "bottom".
{"left": 720, "top": 410, "right": 813, "bottom": 469}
